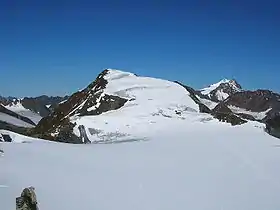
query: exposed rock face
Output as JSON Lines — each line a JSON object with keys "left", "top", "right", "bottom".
{"left": 219, "top": 89, "right": 280, "bottom": 124}
{"left": 213, "top": 112, "right": 247, "bottom": 125}
{"left": 236, "top": 113, "right": 256, "bottom": 121}
{"left": 78, "top": 125, "right": 90, "bottom": 143}
{"left": 33, "top": 70, "right": 128, "bottom": 143}
{"left": 265, "top": 115, "right": 280, "bottom": 139}
{"left": 20, "top": 98, "right": 50, "bottom": 117}
{"left": 32, "top": 95, "right": 69, "bottom": 108}
{"left": 0, "top": 96, "right": 17, "bottom": 105}
{"left": 212, "top": 102, "right": 247, "bottom": 125}
{"left": 16, "top": 186, "right": 38, "bottom": 210}
{"left": 212, "top": 102, "right": 232, "bottom": 114}
{"left": 224, "top": 89, "right": 280, "bottom": 112}
{"left": 0, "top": 134, "right": 12, "bottom": 142}
{"left": 200, "top": 79, "right": 242, "bottom": 102}
{"left": 0, "top": 95, "right": 68, "bottom": 117}
{"left": 33, "top": 95, "right": 69, "bottom": 112}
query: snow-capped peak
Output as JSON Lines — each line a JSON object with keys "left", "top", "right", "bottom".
{"left": 200, "top": 79, "right": 242, "bottom": 101}
{"left": 201, "top": 79, "right": 230, "bottom": 95}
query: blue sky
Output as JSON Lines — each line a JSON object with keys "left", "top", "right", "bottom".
{"left": 1, "top": 0, "right": 279, "bottom": 97}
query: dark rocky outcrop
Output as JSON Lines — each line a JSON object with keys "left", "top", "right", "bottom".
{"left": 212, "top": 102, "right": 247, "bottom": 125}
{"left": 224, "top": 89, "right": 280, "bottom": 112}
{"left": 212, "top": 102, "right": 232, "bottom": 114}
{"left": 1, "top": 134, "right": 12, "bottom": 142}
{"left": 213, "top": 112, "right": 247, "bottom": 125}
{"left": 33, "top": 69, "right": 128, "bottom": 143}
{"left": 0, "top": 96, "right": 17, "bottom": 105}
{"left": 236, "top": 113, "right": 256, "bottom": 121}
{"left": 219, "top": 89, "right": 280, "bottom": 130}
{"left": 16, "top": 186, "right": 38, "bottom": 210}
{"left": 31, "top": 95, "right": 69, "bottom": 112}
{"left": 78, "top": 125, "right": 90, "bottom": 143}
{"left": 265, "top": 115, "right": 280, "bottom": 139}
{"left": 21, "top": 98, "right": 51, "bottom": 117}
{"left": 0, "top": 95, "right": 69, "bottom": 117}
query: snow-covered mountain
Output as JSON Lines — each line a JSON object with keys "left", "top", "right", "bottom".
{"left": 0, "top": 104, "right": 36, "bottom": 136}
{"left": 200, "top": 79, "right": 242, "bottom": 101}
{"left": 34, "top": 69, "right": 203, "bottom": 143}
{"left": 1, "top": 69, "right": 280, "bottom": 141}
{"left": 4, "top": 101, "right": 43, "bottom": 125}
{"left": 0, "top": 104, "right": 36, "bottom": 128}
{"left": 0, "top": 95, "right": 69, "bottom": 130}
{"left": 29, "top": 69, "right": 279, "bottom": 143}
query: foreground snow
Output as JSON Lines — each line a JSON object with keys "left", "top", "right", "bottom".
{"left": 1, "top": 120, "right": 280, "bottom": 210}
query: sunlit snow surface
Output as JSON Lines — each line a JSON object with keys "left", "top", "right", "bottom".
{"left": 71, "top": 69, "right": 200, "bottom": 143}
{"left": 228, "top": 106, "right": 272, "bottom": 120}
{"left": 4, "top": 103, "right": 42, "bottom": 124}
{"left": 0, "top": 112, "right": 34, "bottom": 128}
{"left": 1, "top": 120, "right": 280, "bottom": 210}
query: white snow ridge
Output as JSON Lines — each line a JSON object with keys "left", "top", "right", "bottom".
{"left": 71, "top": 69, "right": 200, "bottom": 142}
{"left": 4, "top": 102, "right": 42, "bottom": 125}
{"left": 1, "top": 69, "right": 280, "bottom": 210}
{"left": 201, "top": 79, "right": 231, "bottom": 95}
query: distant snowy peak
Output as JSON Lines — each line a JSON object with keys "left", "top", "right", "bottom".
{"left": 4, "top": 101, "right": 42, "bottom": 125}
{"left": 0, "top": 95, "right": 69, "bottom": 118}
{"left": 0, "top": 104, "right": 36, "bottom": 128}
{"left": 201, "top": 79, "right": 230, "bottom": 95}
{"left": 200, "top": 79, "right": 242, "bottom": 102}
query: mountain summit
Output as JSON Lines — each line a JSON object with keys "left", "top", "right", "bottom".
{"left": 34, "top": 69, "right": 201, "bottom": 143}
{"left": 200, "top": 79, "right": 242, "bottom": 102}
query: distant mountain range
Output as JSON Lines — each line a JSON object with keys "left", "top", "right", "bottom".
{"left": 0, "top": 95, "right": 68, "bottom": 133}
{"left": 1, "top": 69, "right": 279, "bottom": 143}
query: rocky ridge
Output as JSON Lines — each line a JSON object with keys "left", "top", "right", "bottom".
{"left": 33, "top": 70, "right": 129, "bottom": 143}
{"left": 200, "top": 79, "right": 242, "bottom": 102}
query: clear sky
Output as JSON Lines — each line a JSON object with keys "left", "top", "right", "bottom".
{"left": 1, "top": 0, "right": 279, "bottom": 97}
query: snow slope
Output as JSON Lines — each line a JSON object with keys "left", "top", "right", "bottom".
{"left": 0, "top": 112, "right": 34, "bottom": 128}
{"left": 198, "top": 97, "right": 218, "bottom": 110}
{"left": 70, "top": 69, "right": 200, "bottom": 142}
{"left": 228, "top": 106, "right": 272, "bottom": 120}
{"left": 1, "top": 120, "right": 280, "bottom": 210}
{"left": 4, "top": 103, "right": 42, "bottom": 124}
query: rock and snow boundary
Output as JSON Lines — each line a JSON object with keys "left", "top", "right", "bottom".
{"left": 34, "top": 69, "right": 203, "bottom": 143}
